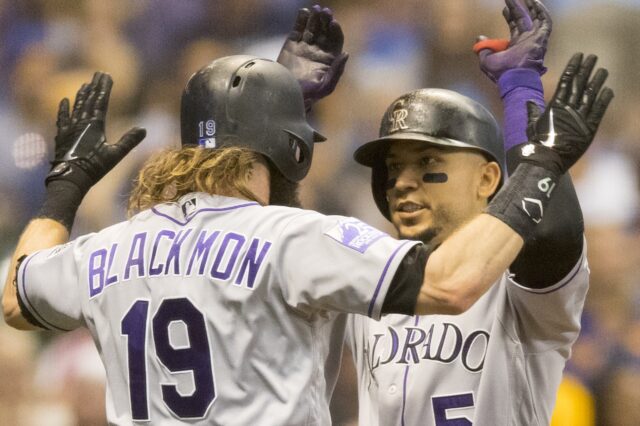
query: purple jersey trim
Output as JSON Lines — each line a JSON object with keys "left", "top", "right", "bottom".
{"left": 19, "top": 253, "right": 70, "bottom": 332}
{"left": 401, "top": 315, "right": 421, "bottom": 426}
{"left": 367, "top": 240, "right": 415, "bottom": 318}
{"left": 151, "top": 202, "right": 259, "bottom": 226}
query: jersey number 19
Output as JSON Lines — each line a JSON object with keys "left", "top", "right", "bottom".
{"left": 121, "top": 298, "right": 216, "bottom": 421}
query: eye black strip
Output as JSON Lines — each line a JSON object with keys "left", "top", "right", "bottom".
{"left": 423, "top": 173, "right": 448, "bottom": 183}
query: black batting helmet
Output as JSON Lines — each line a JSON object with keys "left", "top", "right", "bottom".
{"left": 181, "top": 55, "right": 326, "bottom": 182}
{"left": 354, "top": 88, "right": 504, "bottom": 220}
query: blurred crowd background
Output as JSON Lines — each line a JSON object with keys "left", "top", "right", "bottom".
{"left": 0, "top": 0, "right": 639, "bottom": 425}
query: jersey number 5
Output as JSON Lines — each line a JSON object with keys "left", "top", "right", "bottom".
{"left": 121, "top": 298, "right": 215, "bottom": 421}
{"left": 432, "top": 393, "right": 474, "bottom": 425}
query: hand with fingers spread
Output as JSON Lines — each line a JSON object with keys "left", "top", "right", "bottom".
{"left": 47, "top": 71, "right": 146, "bottom": 194}
{"left": 277, "top": 4, "right": 349, "bottom": 111}
{"left": 40, "top": 71, "right": 146, "bottom": 229}
{"left": 474, "top": 0, "right": 552, "bottom": 82}
{"left": 520, "top": 53, "right": 614, "bottom": 174}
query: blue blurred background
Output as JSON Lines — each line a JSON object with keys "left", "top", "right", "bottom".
{"left": 0, "top": 0, "right": 639, "bottom": 424}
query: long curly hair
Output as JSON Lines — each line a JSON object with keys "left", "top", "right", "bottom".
{"left": 128, "top": 146, "right": 262, "bottom": 216}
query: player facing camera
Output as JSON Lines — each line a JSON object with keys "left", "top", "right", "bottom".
{"left": 344, "top": 0, "right": 615, "bottom": 423}
{"left": 354, "top": 88, "right": 505, "bottom": 245}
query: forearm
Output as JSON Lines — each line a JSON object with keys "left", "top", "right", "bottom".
{"left": 2, "top": 218, "right": 69, "bottom": 329}
{"left": 498, "top": 69, "right": 584, "bottom": 286}
{"left": 506, "top": 149, "right": 584, "bottom": 287}
{"left": 3, "top": 72, "right": 144, "bottom": 329}
{"left": 415, "top": 214, "right": 523, "bottom": 315}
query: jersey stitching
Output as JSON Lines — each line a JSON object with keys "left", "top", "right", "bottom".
{"left": 501, "top": 275, "right": 585, "bottom": 356}
{"left": 150, "top": 202, "right": 259, "bottom": 226}
{"left": 522, "top": 353, "right": 542, "bottom": 425}
{"left": 308, "top": 322, "right": 320, "bottom": 425}
{"left": 19, "top": 252, "right": 71, "bottom": 332}
{"left": 400, "top": 363, "right": 412, "bottom": 426}
{"left": 272, "top": 209, "right": 320, "bottom": 316}
{"left": 400, "top": 315, "right": 420, "bottom": 426}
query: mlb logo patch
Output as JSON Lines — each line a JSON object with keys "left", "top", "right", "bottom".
{"left": 324, "top": 219, "right": 387, "bottom": 253}
{"left": 182, "top": 197, "right": 198, "bottom": 219}
{"left": 198, "top": 138, "right": 216, "bottom": 148}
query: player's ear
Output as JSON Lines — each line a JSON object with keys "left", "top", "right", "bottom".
{"left": 477, "top": 161, "right": 501, "bottom": 200}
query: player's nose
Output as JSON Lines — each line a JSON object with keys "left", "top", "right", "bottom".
{"left": 392, "top": 166, "right": 421, "bottom": 193}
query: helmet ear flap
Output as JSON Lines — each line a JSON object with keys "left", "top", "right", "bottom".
{"left": 289, "top": 137, "right": 304, "bottom": 164}
{"left": 283, "top": 130, "right": 312, "bottom": 169}
{"left": 371, "top": 155, "right": 391, "bottom": 221}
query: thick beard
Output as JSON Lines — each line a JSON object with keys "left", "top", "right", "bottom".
{"left": 268, "top": 162, "right": 301, "bottom": 207}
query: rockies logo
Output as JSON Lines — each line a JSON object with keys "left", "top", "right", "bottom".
{"left": 389, "top": 108, "right": 409, "bottom": 132}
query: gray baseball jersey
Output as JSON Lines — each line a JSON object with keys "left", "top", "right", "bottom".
{"left": 16, "top": 193, "right": 419, "bottom": 425}
{"left": 346, "top": 246, "right": 589, "bottom": 425}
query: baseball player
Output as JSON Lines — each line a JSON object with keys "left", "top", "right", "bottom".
{"left": 2, "top": 8, "right": 608, "bottom": 426}
{"left": 345, "top": 1, "right": 614, "bottom": 425}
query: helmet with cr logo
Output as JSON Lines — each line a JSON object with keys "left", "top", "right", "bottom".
{"left": 353, "top": 88, "right": 505, "bottom": 220}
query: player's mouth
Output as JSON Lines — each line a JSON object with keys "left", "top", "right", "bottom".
{"left": 395, "top": 201, "right": 427, "bottom": 218}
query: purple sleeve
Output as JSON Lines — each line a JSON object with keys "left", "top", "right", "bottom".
{"left": 498, "top": 68, "right": 545, "bottom": 155}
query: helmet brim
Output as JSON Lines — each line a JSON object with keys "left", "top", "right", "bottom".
{"left": 354, "top": 132, "right": 492, "bottom": 167}
{"left": 313, "top": 130, "right": 327, "bottom": 143}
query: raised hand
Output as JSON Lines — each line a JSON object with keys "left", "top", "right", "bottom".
{"left": 47, "top": 71, "right": 146, "bottom": 194}
{"left": 475, "top": 0, "right": 552, "bottom": 82}
{"left": 520, "top": 53, "right": 614, "bottom": 174}
{"left": 277, "top": 5, "right": 349, "bottom": 110}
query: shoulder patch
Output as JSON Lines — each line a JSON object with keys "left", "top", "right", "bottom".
{"left": 324, "top": 218, "right": 387, "bottom": 253}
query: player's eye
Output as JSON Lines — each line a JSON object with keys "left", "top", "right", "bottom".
{"left": 419, "top": 157, "right": 436, "bottom": 167}
{"left": 387, "top": 162, "right": 401, "bottom": 173}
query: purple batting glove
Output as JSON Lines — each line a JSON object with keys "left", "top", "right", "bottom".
{"left": 277, "top": 5, "right": 349, "bottom": 111}
{"left": 476, "top": 0, "right": 552, "bottom": 82}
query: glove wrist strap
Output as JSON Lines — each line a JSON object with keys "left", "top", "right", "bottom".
{"left": 46, "top": 161, "right": 95, "bottom": 195}
{"left": 37, "top": 179, "right": 86, "bottom": 231}
{"left": 517, "top": 142, "right": 565, "bottom": 175}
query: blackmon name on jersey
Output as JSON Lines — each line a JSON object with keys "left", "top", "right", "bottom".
{"left": 87, "top": 227, "right": 272, "bottom": 298}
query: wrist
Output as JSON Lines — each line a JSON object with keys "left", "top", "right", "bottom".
{"left": 485, "top": 162, "right": 560, "bottom": 241}
{"left": 498, "top": 68, "right": 543, "bottom": 98}
{"left": 46, "top": 161, "right": 96, "bottom": 195}
{"left": 518, "top": 142, "right": 564, "bottom": 175}
{"left": 37, "top": 180, "right": 85, "bottom": 231}
{"left": 500, "top": 71, "right": 545, "bottom": 154}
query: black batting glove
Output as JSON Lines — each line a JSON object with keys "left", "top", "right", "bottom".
{"left": 39, "top": 71, "right": 146, "bottom": 230}
{"left": 486, "top": 52, "right": 613, "bottom": 240}
{"left": 518, "top": 52, "right": 614, "bottom": 175}
{"left": 47, "top": 71, "right": 146, "bottom": 194}
{"left": 277, "top": 5, "right": 349, "bottom": 111}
